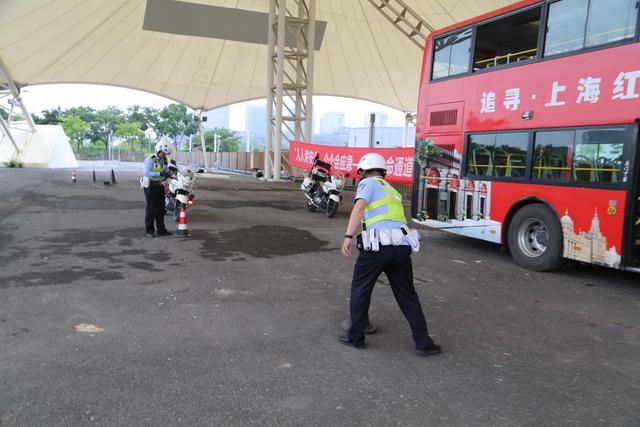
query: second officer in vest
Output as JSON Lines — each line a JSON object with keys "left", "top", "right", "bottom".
{"left": 142, "top": 140, "right": 172, "bottom": 238}
{"left": 337, "top": 153, "right": 441, "bottom": 357}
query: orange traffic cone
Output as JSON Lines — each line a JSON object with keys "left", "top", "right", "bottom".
{"left": 72, "top": 170, "right": 77, "bottom": 183}
{"left": 176, "top": 207, "right": 190, "bottom": 238}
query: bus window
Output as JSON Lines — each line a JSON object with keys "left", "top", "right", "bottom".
{"left": 586, "top": 0, "right": 638, "bottom": 47}
{"left": 533, "top": 130, "right": 573, "bottom": 181}
{"left": 573, "top": 128, "right": 625, "bottom": 184}
{"left": 534, "top": 127, "right": 625, "bottom": 184}
{"left": 495, "top": 133, "right": 528, "bottom": 178}
{"left": 473, "top": 7, "right": 541, "bottom": 71}
{"left": 544, "top": 0, "right": 638, "bottom": 57}
{"left": 432, "top": 29, "right": 472, "bottom": 80}
{"left": 467, "top": 132, "right": 528, "bottom": 178}
{"left": 466, "top": 134, "right": 495, "bottom": 176}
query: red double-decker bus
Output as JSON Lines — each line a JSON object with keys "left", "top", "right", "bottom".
{"left": 411, "top": 0, "right": 640, "bottom": 272}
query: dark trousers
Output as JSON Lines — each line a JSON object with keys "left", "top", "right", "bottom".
{"left": 144, "top": 184, "right": 167, "bottom": 233}
{"left": 348, "top": 245, "right": 434, "bottom": 350}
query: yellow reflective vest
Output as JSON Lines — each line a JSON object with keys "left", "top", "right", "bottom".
{"left": 148, "top": 153, "right": 166, "bottom": 182}
{"left": 362, "top": 177, "right": 407, "bottom": 228}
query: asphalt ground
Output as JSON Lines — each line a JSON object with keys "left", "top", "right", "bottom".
{"left": 1, "top": 165, "right": 639, "bottom": 426}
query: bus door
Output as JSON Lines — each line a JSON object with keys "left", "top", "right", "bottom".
{"left": 627, "top": 126, "right": 640, "bottom": 268}
{"left": 629, "top": 162, "right": 640, "bottom": 267}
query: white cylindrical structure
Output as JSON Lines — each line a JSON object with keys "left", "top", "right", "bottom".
{"left": 304, "top": 0, "right": 316, "bottom": 143}
{"left": 214, "top": 133, "right": 220, "bottom": 168}
{"left": 273, "top": 0, "right": 287, "bottom": 181}
{"left": 402, "top": 113, "right": 409, "bottom": 148}
{"left": 264, "top": 0, "right": 277, "bottom": 180}
{"left": 199, "top": 111, "right": 210, "bottom": 170}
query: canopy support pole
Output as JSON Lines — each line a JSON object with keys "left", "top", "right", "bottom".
{"left": 0, "top": 113, "right": 20, "bottom": 154}
{"left": 264, "top": 0, "right": 276, "bottom": 180}
{"left": 266, "top": 0, "right": 316, "bottom": 180}
{"left": 367, "top": 0, "right": 432, "bottom": 50}
{"left": 304, "top": 0, "right": 316, "bottom": 143}
{"left": 198, "top": 110, "right": 210, "bottom": 170}
{"left": 272, "top": 0, "right": 286, "bottom": 181}
{"left": 0, "top": 56, "right": 36, "bottom": 132}
{"left": 402, "top": 112, "right": 415, "bottom": 148}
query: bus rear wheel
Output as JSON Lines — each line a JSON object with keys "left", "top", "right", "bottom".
{"left": 507, "top": 204, "right": 566, "bottom": 272}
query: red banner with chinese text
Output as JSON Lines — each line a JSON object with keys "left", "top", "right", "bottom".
{"left": 288, "top": 141, "right": 414, "bottom": 184}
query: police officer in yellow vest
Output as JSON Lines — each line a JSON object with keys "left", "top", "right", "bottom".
{"left": 142, "top": 140, "right": 172, "bottom": 238}
{"left": 337, "top": 153, "right": 442, "bottom": 357}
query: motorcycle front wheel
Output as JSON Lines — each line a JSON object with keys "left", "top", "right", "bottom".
{"left": 306, "top": 199, "right": 317, "bottom": 212}
{"left": 325, "top": 199, "right": 339, "bottom": 217}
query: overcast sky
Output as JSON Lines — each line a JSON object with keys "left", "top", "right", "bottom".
{"left": 18, "top": 84, "right": 406, "bottom": 132}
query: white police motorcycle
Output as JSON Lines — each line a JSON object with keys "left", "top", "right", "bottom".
{"left": 165, "top": 161, "right": 197, "bottom": 222}
{"left": 300, "top": 155, "right": 344, "bottom": 218}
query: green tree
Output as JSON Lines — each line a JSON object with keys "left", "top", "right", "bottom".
{"left": 127, "top": 105, "right": 161, "bottom": 135}
{"left": 115, "top": 122, "right": 145, "bottom": 154}
{"left": 126, "top": 105, "right": 146, "bottom": 128}
{"left": 92, "top": 139, "right": 107, "bottom": 150}
{"left": 34, "top": 107, "right": 65, "bottom": 125}
{"left": 59, "top": 115, "right": 91, "bottom": 152}
{"left": 200, "top": 128, "right": 241, "bottom": 152}
{"left": 95, "top": 106, "right": 125, "bottom": 156}
{"left": 0, "top": 109, "right": 7, "bottom": 120}
{"left": 156, "top": 104, "right": 197, "bottom": 147}
{"left": 67, "top": 106, "right": 100, "bottom": 142}
{"left": 217, "top": 128, "right": 241, "bottom": 152}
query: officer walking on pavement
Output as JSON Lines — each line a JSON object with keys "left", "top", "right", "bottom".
{"left": 143, "top": 140, "right": 173, "bottom": 238}
{"left": 337, "top": 153, "right": 442, "bottom": 357}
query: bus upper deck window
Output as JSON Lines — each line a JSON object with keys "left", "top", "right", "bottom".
{"left": 585, "top": 0, "right": 638, "bottom": 47}
{"left": 472, "top": 7, "right": 541, "bottom": 71}
{"left": 544, "top": 0, "right": 638, "bottom": 57}
{"left": 432, "top": 29, "right": 472, "bottom": 80}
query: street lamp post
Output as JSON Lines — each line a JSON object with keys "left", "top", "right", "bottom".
{"left": 196, "top": 112, "right": 210, "bottom": 170}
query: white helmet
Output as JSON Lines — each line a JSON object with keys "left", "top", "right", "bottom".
{"left": 357, "top": 153, "right": 387, "bottom": 174}
{"left": 155, "top": 139, "right": 171, "bottom": 155}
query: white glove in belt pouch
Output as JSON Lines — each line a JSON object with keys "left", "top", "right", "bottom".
{"left": 361, "top": 229, "right": 371, "bottom": 250}
{"left": 370, "top": 229, "right": 380, "bottom": 252}
{"left": 400, "top": 225, "right": 421, "bottom": 253}
{"left": 379, "top": 229, "right": 392, "bottom": 246}
{"left": 360, "top": 227, "right": 421, "bottom": 253}
{"left": 140, "top": 176, "right": 150, "bottom": 189}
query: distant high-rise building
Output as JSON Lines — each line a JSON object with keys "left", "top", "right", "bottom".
{"left": 348, "top": 126, "right": 415, "bottom": 148}
{"left": 319, "top": 111, "right": 345, "bottom": 134}
{"left": 364, "top": 112, "right": 388, "bottom": 127}
{"left": 246, "top": 104, "right": 267, "bottom": 141}
{"left": 203, "top": 106, "right": 230, "bottom": 130}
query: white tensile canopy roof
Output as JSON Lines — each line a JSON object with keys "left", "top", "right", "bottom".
{"left": 0, "top": 0, "right": 518, "bottom": 112}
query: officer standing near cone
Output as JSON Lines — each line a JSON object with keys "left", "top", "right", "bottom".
{"left": 142, "top": 140, "right": 172, "bottom": 238}
{"left": 337, "top": 153, "right": 441, "bottom": 357}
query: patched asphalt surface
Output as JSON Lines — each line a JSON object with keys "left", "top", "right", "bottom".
{"left": 1, "top": 166, "right": 639, "bottom": 426}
